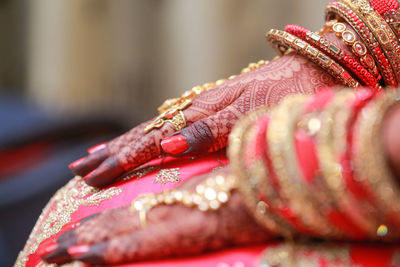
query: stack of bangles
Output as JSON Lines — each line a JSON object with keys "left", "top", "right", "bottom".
{"left": 268, "top": 0, "right": 400, "bottom": 89}
{"left": 131, "top": 87, "right": 400, "bottom": 241}
{"left": 144, "top": 0, "right": 400, "bottom": 136}
{"left": 228, "top": 87, "right": 400, "bottom": 241}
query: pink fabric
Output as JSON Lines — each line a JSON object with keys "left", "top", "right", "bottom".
{"left": 26, "top": 150, "right": 270, "bottom": 267}
{"left": 22, "top": 148, "right": 400, "bottom": 266}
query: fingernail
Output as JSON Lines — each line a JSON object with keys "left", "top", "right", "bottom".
{"left": 84, "top": 157, "right": 124, "bottom": 187}
{"left": 161, "top": 134, "right": 189, "bottom": 155}
{"left": 37, "top": 240, "right": 58, "bottom": 258}
{"left": 70, "top": 148, "right": 110, "bottom": 177}
{"left": 69, "top": 157, "right": 85, "bottom": 170}
{"left": 67, "top": 245, "right": 90, "bottom": 257}
{"left": 88, "top": 142, "right": 107, "bottom": 154}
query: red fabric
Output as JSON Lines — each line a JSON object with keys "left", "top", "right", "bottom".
{"left": 0, "top": 141, "right": 53, "bottom": 178}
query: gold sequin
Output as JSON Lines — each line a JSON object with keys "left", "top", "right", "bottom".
{"left": 14, "top": 176, "right": 122, "bottom": 267}
{"left": 259, "top": 242, "right": 356, "bottom": 267}
{"left": 153, "top": 168, "right": 181, "bottom": 184}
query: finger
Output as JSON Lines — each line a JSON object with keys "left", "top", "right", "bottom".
{"left": 82, "top": 106, "right": 212, "bottom": 187}
{"left": 41, "top": 204, "right": 173, "bottom": 265}
{"left": 161, "top": 105, "right": 241, "bottom": 156}
{"left": 70, "top": 121, "right": 150, "bottom": 176}
{"left": 61, "top": 193, "right": 270, "bottom": 265}
{"left": 107, "top": 120, "right": 150, "bottom": 154}
{"left": 69, "top": 147, "right": 109, "bottom": 176}
{"left": 64, "top": 206, "right": 217, "bottom": 264}
{"left": 38, "top": 213, "right": 100, "bottom": 263}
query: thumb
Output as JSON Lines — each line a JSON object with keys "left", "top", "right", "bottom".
{"left": 161, "top": 107, "right": 240, "bottom": 156}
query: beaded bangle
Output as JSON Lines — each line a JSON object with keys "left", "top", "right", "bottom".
{"left": 352, "top": 90, "right": 400, "bottom": 238}
{"left": 370, "top": 0, "right": 399, "bottom": 15}
{"left": 326, "top": 1, "right": 397, "bottom": 87}
{"left": 340, "top": 0, "right": 400, "bottom": 85}
{"left": 324, "top": 20, "right": 382, "bottom": 83}
{"left": 371, "top": 0, "right": 400, "bottom": 40}
{"left": 267, "top": 94, "right": 341, "bottom": 239}
{"left": 266, "top": 29, "right": 360, "bottom": 88}
{"left": 285, "top": 24, "right": 379, "bottom": 88}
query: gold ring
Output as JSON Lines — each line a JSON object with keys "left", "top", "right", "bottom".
{"left": 144, "top": 100, "right": 190, "bottom": 133}
{"left": 139, "top": 210, "right": 147, "bottom": 228}
{"left": 169, "top": 110, "right": 186, "bottom": 131}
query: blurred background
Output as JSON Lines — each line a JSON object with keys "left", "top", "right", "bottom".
{"left": 0, "top": 0, "right": 329, "bottom": 265}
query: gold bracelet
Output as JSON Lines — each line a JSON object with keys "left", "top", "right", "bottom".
{"left": 144, "top": 60, "right": 269, "bottom": 133}
{"left": 316, "top": 90, "right": 380, "bottom": 239}
{"left": 266, "top": 29, "right": 359, "bottom": 88}
{"left": 130, "top": 172, "right": 237, "bottom": 228}
{"left": 325, "top": 2, "right": 396, "bottom": 87}
{"left": 267, "top": 94, "right": 340, "bottom": 239}
{"left": 228, "top": 108, "right": 294, "bottom": 237}
{"left": 352, "top": 90, "right": 400, "bottom": 240}
{"left": 325, "top": 19, "right": 380, "bottom": 82}
{"left": 158, "top": 60, "right": 269, "bottom": 114}
{"left": 340, "top": 0, "right": 400, "bottom": 85}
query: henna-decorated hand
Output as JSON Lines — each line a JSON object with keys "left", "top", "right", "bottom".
{"left": 70, "top": 48, "right": 340, "bottom": 187}
{"left": 38, "top": 167, "right": 272, "bottom": 265}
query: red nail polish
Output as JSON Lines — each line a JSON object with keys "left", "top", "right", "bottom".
{"left": 88, "top": 143, "right": 107, "bottom": 154}
{"left": 161, "top": 134, "right": 189, "bottom": 155}
{"left": 67, "top": 245, "right": 90, "bottom": 257}
{"left": 37, "top": 240, "right": 58, "bottom": 257}
{"left": 69, "top": 157, "right": 85, "bottom": 169}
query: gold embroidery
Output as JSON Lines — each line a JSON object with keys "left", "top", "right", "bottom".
{"left": 259, "top": 242, "right": 359, "bottom": 267}
{"left": 122, "top": 165, "right": 159, "bottom": 181}
{"left": 153, "top": 168, "right": 181, "bottom": 184}
{"left": 35, "top": 261, "right": 84, "bottom": 267}
{"left": 14, "top": 176, "right": 122, "bottom": 267}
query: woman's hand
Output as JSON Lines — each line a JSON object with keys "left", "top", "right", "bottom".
{"left": 69, "top": 50, "right": 338, "bottom": 188}
{"left": 38, "top": 167, "right": 272, "bottom": 265}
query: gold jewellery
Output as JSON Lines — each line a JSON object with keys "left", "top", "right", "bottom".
{"left": 130, "top": 173, "right": 237, "bottom": 228}
{"left": 144, "top": 60, "right": 269, "bottom": 133}
{"left": 144, "top": 99, "right": 190, "bottom": 133}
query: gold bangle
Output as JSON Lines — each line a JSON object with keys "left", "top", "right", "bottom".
{"left": 266, "top": 29, "right": 359, "bottom": 88}
{"left": 267, "top": 94, "right": 340, "bottom": 238}
{"left": 316, "top": 90, "right": 381, "bottom": 239}
{"left": 340, "top": 0, "right": 400, "bottom": 85}
{"left": 326, "top": 20, "right": 380, "bottom": 81}
{"left": 352, "top": 90, "right": 400, "bottom": 240}
{"left": 228, "top": 107, "right": 294, "bottom": 237}
{"left": 325, "top": 2, "right": 396, "bottom": 87}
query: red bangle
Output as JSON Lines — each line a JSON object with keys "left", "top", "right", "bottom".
{"left": 326, "top": 1, "right": 397, "bottom": 87}
{"left": 370, "top": 0, "right": 399, "bottom": 15}
{"left": 285, "top": 24, "right": 380, "bottom": 89}
{"left": 295, "top": 88, "right": 368, "bottom": 239}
